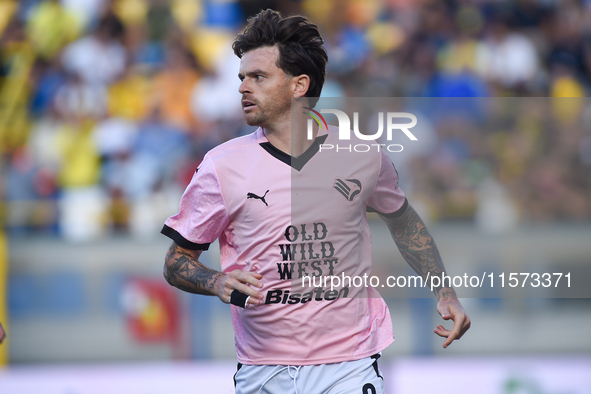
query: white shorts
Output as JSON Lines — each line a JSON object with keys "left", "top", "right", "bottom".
{"left": 234, "top": 354, "right": 384, "bottom": 394}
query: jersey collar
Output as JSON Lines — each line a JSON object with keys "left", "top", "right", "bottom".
{"left": 257, "top": 128, "right": 328, "bottom": 171}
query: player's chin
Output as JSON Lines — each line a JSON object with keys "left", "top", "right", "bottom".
{"left": 244, "top": 114, "right": 263, "bottom": 127}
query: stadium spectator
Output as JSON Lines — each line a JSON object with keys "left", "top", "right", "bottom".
{"left": 1, "top": 0, "right": 590, "bottom": 238}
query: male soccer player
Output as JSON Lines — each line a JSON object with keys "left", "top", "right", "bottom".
{"left": 162, "top": 9, "right": 470, "bottom": 394}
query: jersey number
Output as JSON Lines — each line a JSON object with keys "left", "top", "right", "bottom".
{"left": 362, "top": 383, "right": 377, "bottom": 394}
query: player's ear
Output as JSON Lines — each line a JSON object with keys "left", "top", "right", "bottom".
{"left": 292, "top": 74, "right": 310, "bottom": 98}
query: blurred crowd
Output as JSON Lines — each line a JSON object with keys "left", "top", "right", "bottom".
{"left": 0, "top": 0, "right": 590, "bottom": 240}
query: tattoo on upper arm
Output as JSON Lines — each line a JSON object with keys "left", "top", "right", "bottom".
{"left": 380, "top": 205, "right": 451, "bottom": 297}
{"left": 164, "top": 243, "right": 222, "bottom": 295}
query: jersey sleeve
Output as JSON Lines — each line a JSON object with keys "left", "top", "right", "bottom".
{"left": 366, "top": 150, "right": 407, "bottom": 217}
{"left": 161, "top": 155, "right": 230, "bottom": 250}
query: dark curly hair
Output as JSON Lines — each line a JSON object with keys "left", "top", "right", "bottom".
{"left": 232, "top": 9, "right": 328, "bottom": 105}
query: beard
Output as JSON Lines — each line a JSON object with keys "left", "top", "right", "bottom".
{"left": 242, "top": 92, "right": 291, "bottom": 128}
{"left": 244, "top": 107, "right": 268, "bottom": 127}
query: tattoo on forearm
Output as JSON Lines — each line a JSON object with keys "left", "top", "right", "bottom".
{"left": 164, "top": 243, "right": 222, "bottom": 295}
{"left": 439, "top": 289, "right": 456, "bottom": 299}
{"left": 379, "top": 205, "right": 454, "bottom": 299}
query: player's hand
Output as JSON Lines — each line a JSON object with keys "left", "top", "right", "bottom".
{"left": 215, "top": 269, "right": 264, "bottom": 307}
{"left": 434, "top": 289, "right": 470, "bottom": 348}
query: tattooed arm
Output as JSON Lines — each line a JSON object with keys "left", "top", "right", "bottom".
{"left": 164, "top": 242, "right": 264, "bottom": 306}
{"left": 378, "top": 202, "right": 471, "bottom": 348}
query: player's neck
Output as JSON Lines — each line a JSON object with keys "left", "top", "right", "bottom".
{"left": 262, "top": 111, "right": 318, "bottom": 158}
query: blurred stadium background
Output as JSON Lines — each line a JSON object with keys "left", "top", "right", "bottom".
{"left": 0, "top": 0, "right": 590, "bottom": 393}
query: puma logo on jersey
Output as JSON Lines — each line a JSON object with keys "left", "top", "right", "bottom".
{"left": 247, "top": 190, "right": 269, "bottom": 206}
{"left": 333, "top": 179, "right": 362, "bottom": 202}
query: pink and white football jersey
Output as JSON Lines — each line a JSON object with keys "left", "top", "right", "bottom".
{"left": 162, "top": 126, "right": 406, "bottom": 365}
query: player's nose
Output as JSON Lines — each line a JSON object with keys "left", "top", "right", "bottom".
{"left": 239, "top": 79, "right": 251, "bottom": 94}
